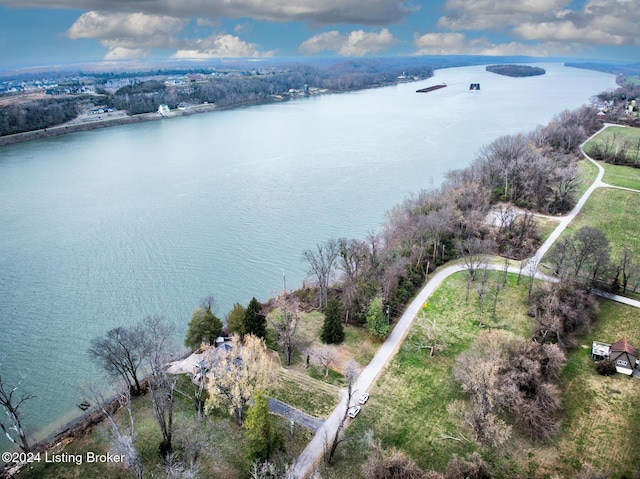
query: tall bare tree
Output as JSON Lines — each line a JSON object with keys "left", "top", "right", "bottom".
{"left": 303, "top": 239, "right": 340, "bottom": 310}
{"left": 0, "top": 369, "right": 34, "bottom": 453}
{"left": 143, "top": 316, "right": 178, "bottom": 457}
{"left": 271, "top": 293, "right": 301, "bottom": 367}
{"left": 87, "top": 325, "right": 148, "bottom": 395}
{"left": 325, "top": 359, "right": 361, "bottom": 465}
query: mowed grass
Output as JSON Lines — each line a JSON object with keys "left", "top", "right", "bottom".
{"left": 600, "top": 161, "right": 640, "bottom": 190}
{"left": 576, "top": 158, "right": 599, "bottom": 198}
{"left": 584, "top": 126, "right": 640, "bottom": 189}
{"left": 268, "top": 308, "right": 377, "bottom": 419}
{"left": 320, "top": 271, "right": 536, "bottom": 478}
{"left": 551, "top": 187, "right": 640, "bottom": 267}
{"left": 556, "top": 300, "right": 640, "bottom": 478}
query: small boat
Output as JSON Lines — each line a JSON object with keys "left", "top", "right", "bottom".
{"left": 77, "top": 401, "right": 90, "bottom": 411}
{"left": 469, "top": 83, "right": 480, "bottom": 91}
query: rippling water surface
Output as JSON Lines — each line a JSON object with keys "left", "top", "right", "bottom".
{"left": 0, "top": 63, "right": 616, "bottom": 449}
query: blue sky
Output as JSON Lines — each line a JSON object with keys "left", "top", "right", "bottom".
{"left": 0, "top": 0, "right": 638, "bottom": 69}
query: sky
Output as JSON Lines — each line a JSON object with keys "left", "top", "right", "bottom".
{"left": 0, "top": 0, "right": 638, "bottom": 70}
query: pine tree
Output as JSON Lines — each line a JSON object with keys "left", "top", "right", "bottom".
{"left": 184, "top": 306, "right": 223, "bottom": 350}
{"left": 244, "top": 389, "right": 282, "bottom": 461}
{"left": 226, "top": 302, "right": 246, "bottom": 336}
{"left": 321, "top": 298, "right": 345, "bottom": 344}
{"left": 244, "top": 297, "right": 267, "bottom": 339}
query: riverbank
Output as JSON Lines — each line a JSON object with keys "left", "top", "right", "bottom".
{"left": 0, "top": 78, "right": 421, "bottom": 147}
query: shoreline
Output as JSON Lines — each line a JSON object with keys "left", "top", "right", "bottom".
{"left": 0, "top": 79, "right": 420, "bottom": 147}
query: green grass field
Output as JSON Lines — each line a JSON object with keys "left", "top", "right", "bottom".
{"left": 550, "top": 187, "right": 640, "bottom": 269}
{"left": 600, "top": 161, "right": 640, "bottom": 190}
{"left": 320, "top": 272, "right": 640, "bottom": 479}
{"left": 576, "top": 158, "right": 599, "bottom": 198}
{"left": 584, "top": 126, "right": 640, "bottom": 172}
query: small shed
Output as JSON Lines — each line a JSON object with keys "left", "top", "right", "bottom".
{"left": 609, "top": 337, "right": 638, "bottom": 376}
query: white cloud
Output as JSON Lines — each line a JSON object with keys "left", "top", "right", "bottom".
{"left": 172, "top": 33, "right": 273, "bottom": 58}
{"left": 436, "top": 0, "right": 640, "bottom": 47}
{"left": 67, "top": 11, "right": 185, "bottom": 42}
{"left": 300, "top": 28, "right": 397, "bottom": 56}
{"left": 104, "top": 47, "right": 149, "bottom": 60}
{"left": 413, "top": 32, "right": 574, "bottom": 56}
{"left": 1, "top": 0, "right": 416, "bottom": 26}
{"left": 67, "top": 11, "right": 187, "bottom": 60}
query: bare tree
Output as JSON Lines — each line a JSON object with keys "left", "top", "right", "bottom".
{"left": 87, "top": 325, "right": 148, "bottom": 395}
{"left": 85, "top": 384, "right": 143, "bottom": 479}
{"left": 144, "top": 316, "right": 178, "bottom": 457}
{"left": 309, "top": 345, "right": 338, "bottom": 377}
{"left": 303, "top": 239, "right": 340, "bottom": 310}
{"left": 325, "top": 360, "right": 361, "bottom": 465}
{"left": 410, "top": 317, "right": 445, "bottom": 357}
{"left": 455, "top": 237, "right": 491, "bottom": 282}
{"left": 271, "top": 293, "right": 301, "bottom": 367}
{"left": 0, "top": 369, "right": 34, "bottom": 453}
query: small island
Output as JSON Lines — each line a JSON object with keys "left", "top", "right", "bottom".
{"left": 486, "top": 64, "right": 546, "bottom": 77}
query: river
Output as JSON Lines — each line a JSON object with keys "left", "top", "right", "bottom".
{"left": 0, "top": 63, "right": 616, "bottom": 451}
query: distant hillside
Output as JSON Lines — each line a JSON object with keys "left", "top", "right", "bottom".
{"left": 486, "top": 64, "right": 546, "bottom": 77}
{"left": 565, "top": 62, "right": 640, "bottom": 76}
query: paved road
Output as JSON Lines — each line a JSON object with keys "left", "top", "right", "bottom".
{"left": 267, "top": 398, "right": 324, "bottom": 432}
{"left": 289, "top": 123, "right": 640, "bottom": 479}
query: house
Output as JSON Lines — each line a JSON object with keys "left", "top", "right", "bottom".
{"left": 609, "top": 337, "right": 638, "bottom": 376}
{"left": 592, "top": 341, "right": 611, "bottom": 360}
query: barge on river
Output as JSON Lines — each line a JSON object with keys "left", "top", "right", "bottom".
{"left": 416, "top": 83, "right": 447, "bottom": 93}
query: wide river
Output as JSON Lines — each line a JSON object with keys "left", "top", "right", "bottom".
{"left": 0, "top": 63, "right": 616, "bottom": 450}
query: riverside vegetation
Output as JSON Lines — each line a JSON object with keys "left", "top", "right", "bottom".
{"left": 3, "top": 75, "right": 640, "bottom": 479}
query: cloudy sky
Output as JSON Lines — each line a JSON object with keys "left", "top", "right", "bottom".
{"left": 0, "top": 0, "right": 638, "bottom": 69}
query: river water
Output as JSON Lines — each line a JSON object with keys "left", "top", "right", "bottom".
{"left": 0, "top": 63, "right": 616, "bottom": 450}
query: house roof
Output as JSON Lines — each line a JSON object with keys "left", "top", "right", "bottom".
{"left": 610, "top": 337, "right": 638, "bottom": 358}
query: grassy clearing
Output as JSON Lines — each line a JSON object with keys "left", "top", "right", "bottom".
{"left": 535, "top": 215, "right": 561, "bottom": 242}
{"left": 585, "top": 126, "right": 640, "bottom": 163}
{"left": 550, "top": 188, "right": 640, "bottom": 268}
{"left": 600, "top": 161, "right": 640, "bottom": 190}
{"left": 321, "top": 272, "right": 536, "bottom": 478}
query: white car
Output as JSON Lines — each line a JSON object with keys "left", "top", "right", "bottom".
{"left": 358, "top": 392, "right": 370, "bottom": 405}
{"left": 348, "top": 405, "right": 361, "bottom": 418}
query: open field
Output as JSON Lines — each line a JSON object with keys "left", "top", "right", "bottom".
{"left": 584, "top": 126, "right": 640, "bottom": 171}
{"left": 318, "top": 272, "right": 640, "bottom": 479}
{"left": 600, "top": 161, "right": 640, "bottom": 190}
{"left": 559, "top": 300, "right": 640, "bottom": 477}
{"left": 545, "top": 187, "right": 640, "bottom": 270}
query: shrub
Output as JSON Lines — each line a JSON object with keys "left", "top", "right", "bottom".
{"left": 595, "top": 359, "right": 617, "bottom": 376}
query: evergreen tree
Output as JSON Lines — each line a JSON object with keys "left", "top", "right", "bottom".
{"left": 321, "top": 298, "right": 345, "bottom": 344}
{"left": 243, "top": 389, "right": 282, "bottom": 461}
{"left": 366, "top": 296, "right": 390, "bottom": 339}
{"left": 244, "top": 297, "right": 267, "bottom": 339}
{"left": 184, "top": 306, "right": 223, "bottom": 350}
{"left": 226, "top": 302, "right": 246, "bottom": 336}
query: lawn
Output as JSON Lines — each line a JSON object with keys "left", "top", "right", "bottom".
{"left": 557, "top": 300, "right": 640, "bottom": 478}
{"left": 600, "top": 161, "right": 640, "bottom": 190}
{"left": 584, "top": 126, "right": 640, "bottom": 176}
{"left": 319, "top": 272, "right": 640, "bottom": 479}
{"left": 547, "top": 187, "right": 640, "bottom": 270}
{"left": 320, "top": 272, "right": 539, "bottom": 479}
{"left": 576, "top": 157, "right": 599, "bottom": 198}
